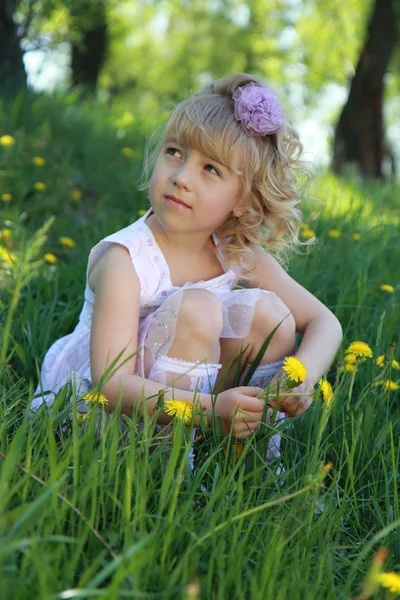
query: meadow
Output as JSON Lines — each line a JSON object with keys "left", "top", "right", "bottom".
{"left": 0, "top": 90, "right": 399, "bottom": 599}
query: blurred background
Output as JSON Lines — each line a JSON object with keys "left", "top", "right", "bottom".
{"left": 1, "top": 0, "right": 399, "bottom": 178}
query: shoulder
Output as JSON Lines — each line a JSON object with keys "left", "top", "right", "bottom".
{"left": 88, "top": 243, "right": 140, "bottom": 294}
{"left": 249, "top": 243, "right": 286, "bottom": 284}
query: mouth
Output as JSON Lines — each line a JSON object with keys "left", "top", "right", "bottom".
{"left": 164, "top": 195, "right": 191, "bottom": 209}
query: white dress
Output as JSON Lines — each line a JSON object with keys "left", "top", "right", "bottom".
{"left": 33, "top": 208, "right": 281, "bottom": 410}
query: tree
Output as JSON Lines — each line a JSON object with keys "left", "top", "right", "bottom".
{"left": 333, "top": 0, "right": 398, "bottom": 178}
{"left": 68, "top": 0, "right": 109, "bottom": 93}
{"left": 0, "top": 0, "right": 27, "bottom": 92}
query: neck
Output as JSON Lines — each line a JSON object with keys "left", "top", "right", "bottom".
{"left": 145, "top": 212, "right": 216, "bottom": 257}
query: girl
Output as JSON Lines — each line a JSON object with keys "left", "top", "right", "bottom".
{"left": 33, "top": 73, "right": 342, "bottom": 458}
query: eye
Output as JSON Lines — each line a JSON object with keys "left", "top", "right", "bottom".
{"left": 204, "top": 163, "right": 220, "bottom": 176}
{"left": 165, "top": 146, "right": 181, "bottom": 158}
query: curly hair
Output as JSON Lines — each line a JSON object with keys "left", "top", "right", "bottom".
{"left": 139, "top": 73, "right": 314, "bottom": 281}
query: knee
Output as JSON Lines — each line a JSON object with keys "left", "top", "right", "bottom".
{"left": 177, "top": 289, "right": 224, "bottom": 344}
{"left": 253, "top": 293, "right": 296, "bottom": 349}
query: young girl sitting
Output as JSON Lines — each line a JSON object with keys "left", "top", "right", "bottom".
{"left": 33, "top": 73, "right": 342, "bottom": 460}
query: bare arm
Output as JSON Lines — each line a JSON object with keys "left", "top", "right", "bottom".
{"left": 88, "top": 244, "right": 265, "bottom": 434}
{"left": 252, "top": 246, "right": 343, "bottom": 385}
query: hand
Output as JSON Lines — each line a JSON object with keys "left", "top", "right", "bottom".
{"left": 268, "top": 371, "right": 314, "bottom": 417}
{"left": 214, "top": 386, "right": 265, "bottom": 438}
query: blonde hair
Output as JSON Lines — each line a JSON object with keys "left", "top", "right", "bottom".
{"left": 139, "top": 73, "right": 314, "bottom": 281}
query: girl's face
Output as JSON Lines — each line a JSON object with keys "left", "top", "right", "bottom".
{"left": 149, "top": 140, "right": 244, "bottom": 235}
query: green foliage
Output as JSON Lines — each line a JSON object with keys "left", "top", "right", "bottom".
{"left": 1, "top": 90, "right": 400, "bottom": 598}
{"left": 15, "top": 1, "right": 384, "bottom": 109}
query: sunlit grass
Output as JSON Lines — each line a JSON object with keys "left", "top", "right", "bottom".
{"left": 0, "top": 90, "right": 399, "bottom": 599}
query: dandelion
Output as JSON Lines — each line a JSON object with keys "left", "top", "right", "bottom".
{"left": 83, "top": 390, "right": 108, "bottom": 405}
{"left": 343, "top": 362, "right": 356, "bottom": 373}
{"left": 76, "top": 412, "right": 90, "bottom": 422}
{"left": 375, "top": 355, "right": 399, "bottom": 369}
{"left": 59, "top": 236, "right": 76, "bottom": 249}
{"left": 0, "top": 229, "right": 12, "bottom": 242}
{"left": 1, "top": 193, "right": 12, "bottom": 202}
{"left": 44, "top": 253, "right": 57, "bottom": 264}
{"left": 34, "top": 181, "right": 47, "bottom": 191}
{"left": 164, "top": 398, "right": 194, "bottom": 425}
{"left": 0, "top": 246, "right": 16, "bottom": 265}
{"left": 376, "top": 572, "right": 400, "bottom": 593}
{"left": 302, "top": 229, "right": 315, "bottom": 239}
{"left": 376, "top": 355, "right": 385, "bottom": 367}
{"left": 282, "top": 356, "right": 307, "bottom": 385}
{"left": 328, "top": 229, "right": 340, "bottom": 239}
{"left": 353, "top": 233, "right": 361, "bottom": 241}
{"left": 345, "top": 353, "right": 358, "bottom": 364}
{"left": 380, "top": 284, "right": 394, "bottom": 293}
{"left": 300, "top": 223, "right": 308, "bottom": 230}
{"left": 121, "top": 147, "right": 134, "bottom": 157}
{"left": 382, "top": 380, "right": 399, "bottom": 392}
{"left": 138, "top": 209, "right": 147, "bottom": 217}
{"left": 32, "top": 156, "right": 46, "bottom": 166}
{"left": 317, "top": 378, "right": 334, "bottom": 404}
{"left": 0, "top": 135, "right": 15, "bottom": 146}
{"left": 345, "top": 341, "right": 373, "bottom": 359}
{"left": 70, "top": 189, "right": 82, "bottom": 202}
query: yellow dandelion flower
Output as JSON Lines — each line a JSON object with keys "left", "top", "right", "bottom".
{"left": 59, "top": 236, "right": 76, "bottom": 249}
{"left": 345, "top": 353, "right": 358, "bottom": 364}
{"left": 343, "top": 362, "right": 356, "bottom": 373}
{"left": 380, "top": 284, "right": 394, "bottom": 293}
{"left": 328, "top": 229, "right": 340, "bottom": 239}
{"left": 353, "top": 233, "right": 361, "bottom": 241}
{"left": 282, "top": 356, "right": 307, "bottom": 384}
{"left": 121, "top": 147, "right": 134, "bottom": 157}
{"left": 302, "top": 229, "right": 315, "bottom": 239}
{"left": 0, "top": 246, "right": 15, "bottom": 265}
{"left": 0, "top": 229, "right": 12, "bottom": 242}
{"left": 164, "top": 398, "right": 194, "bottom": 425}
{"left": 32, "top": 156, "right": 46, "bottom": 166}
{"left": 76, "top": 412, "right": 90, "bottom": 422}
{"left": 138, "top": 209, "right": 147, "bottom": 217}
{"left": 376, "top": 355, "right": 385, "bottom": 367}
{"left": 345, "top": 341, "right": 373, "bottom": 359}
{"left": 34, "top": 181, "right": 47, "bottom": 191}
{"left": 375, "top": 355, "right": 399, "bottom": 369}
{"left": 0, "top": 135, "right": 15, "bottom": 146}
{"left": 382, "top": 380, "right": 399, "bottom": 392}
{"left": 318, "top": 379, "right": 334, "bottom": 404}
{"left": 70, "top": 189, "right": 82, "bottom": 202}
{"left": 376, "top": 572, "right": 400, "bottom": 593}
{"left": 83, "top": 390, "right": 108, "bottom": 405}
{"left": 1, "top": 193, "right": 12, "bottom": 202}
{"left": 43, "top": 253, "right": 57, "bottom": 264}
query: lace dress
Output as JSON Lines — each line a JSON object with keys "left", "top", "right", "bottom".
{"left": 33, "top": 208, "right": 281, "bottom": 408}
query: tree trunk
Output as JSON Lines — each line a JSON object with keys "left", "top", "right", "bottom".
{"left": 333, "top": 0, "right": 398, "bottom": 178}
{"left": 70, "top": 2, "right": 108, "bottom": 93}
{"left": 0, "top": 0, "right": 27, "bottom": 93}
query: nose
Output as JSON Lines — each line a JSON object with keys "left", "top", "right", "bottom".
{"left": 172, "top": 161, "right": 193, "bottom": 190}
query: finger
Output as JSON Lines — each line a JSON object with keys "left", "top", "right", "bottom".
{"left": 237, "top": 407, "right": 264, "bottom": 423}
{"left": 237, "top": 397, "right": 266, "bottom": 413}
{"left": 235, "top": 386, "right": 263, "bottom": 396}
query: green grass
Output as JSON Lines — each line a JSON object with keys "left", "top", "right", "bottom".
{"left": 1, "top": 90, "right": 399, "bottom": 599}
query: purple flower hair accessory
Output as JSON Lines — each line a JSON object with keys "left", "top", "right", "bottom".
{"left": 232, "top": 82, "right": 285, "bottom": 136}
